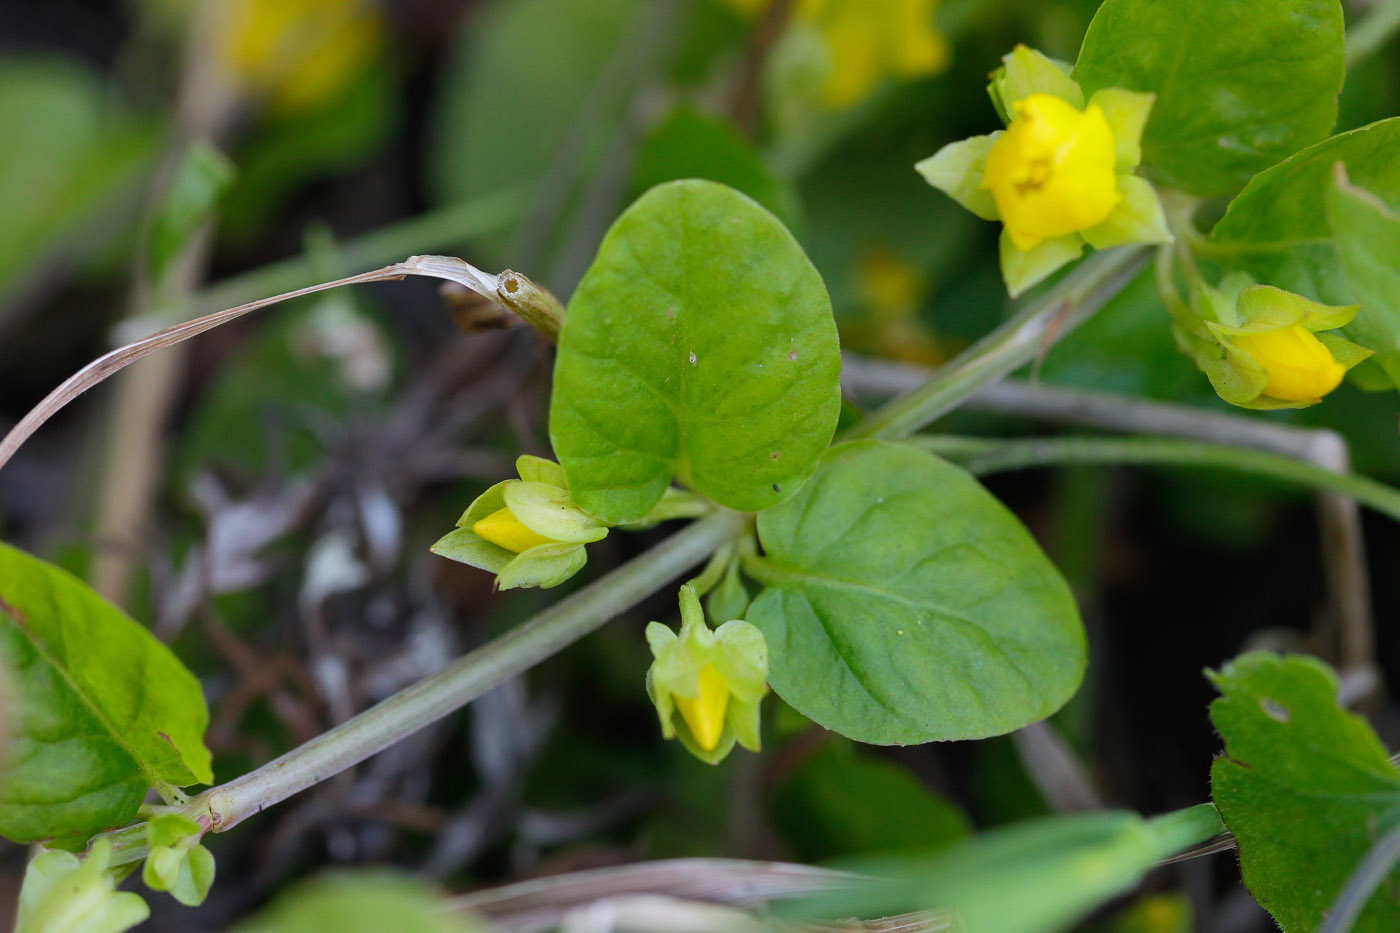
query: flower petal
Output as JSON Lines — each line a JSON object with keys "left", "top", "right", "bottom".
{"left": 1082, "top": 175, "right": 1171, "bottom": 249}
{"left": 1088, "top": 87, "right": 1155, "bottom": 172}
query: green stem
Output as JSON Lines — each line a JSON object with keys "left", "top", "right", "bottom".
{"left": 1347, "top": 0, "right": 1400, "bottom": 68}
{"left": 845, "top": 247, "right": 1152, "bottom": 442}
{"left": 1143, "top": 804, "right": 1226, "bottom": 862}
{"left": 913, "top": 434, "right": 1400, "bottom": 523}
{"left": 190, "top": 510, "right": 748, "bottom": 834}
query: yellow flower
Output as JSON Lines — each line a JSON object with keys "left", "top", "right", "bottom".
{"left": 981, "top": 94, "right": 1121, "bottom": 251}
{"left": 723, "top": 0, "right": 948, "bottom": 110}
{"left": 1230, "top": 325, "right": 1346, "bottom": 402}
{"left": 673, "top": 664, "right": 730, "bottom": 751}
{"left": 217, "top": 0, "right": 381, "bottom": 116}
{"left": 472, "top": 507, "right": 558, "bottom": 554}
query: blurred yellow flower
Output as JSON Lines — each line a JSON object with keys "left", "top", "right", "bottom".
{"left": 1230, "top": 324, "right": 1346, "bottom": 402}
{"left": 982, "top": 94, "right": 1120, "bottom": 251}
{"left": 217, "top": 0, "right": 382, "bottom": 116}
{"left": 723, "top": 0, "right": 948, "bottom": 108}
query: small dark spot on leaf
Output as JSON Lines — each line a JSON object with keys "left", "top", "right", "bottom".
{"left": 769, "top": 451, "right": 781, "bottom": 460}
{"left": 1261, "top": 697, "right": 1290, "bottom": 723}
{"left": 772, "top": 484, "right": 780, "bottom": 493}
{"left": 788, "top": 350, "right": 799, "bottom": 361}
{"left": 157, "top": 731, "right": 174, "bottom": 745}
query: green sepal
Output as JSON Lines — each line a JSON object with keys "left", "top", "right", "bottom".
{"left": 143, "top": 813, "right": 215, "bottom": 907}
{"left": 1316, "top": 332, "right": 1374, "bottom": 370}
{"left": 1203, "top": 343, "right": 1271, "bottom": 407}
{"left": 1087, "top": 87, "right": 1154, "bottom": 172}
{"left": 429, "top": 526, "right": 512, "bottom": 575}
{"left": 1000, "top": 230, "right": 1084, "bottom": 298}
{"left": 706, "top": 559, "right": 752, "bottom": 624}
{"left": 452, "top": 480, "right": 509, "bottom": 528}
{"left": 502, "top": 482, "right": 609, "bottom": 544}
{"left": 989, "top": 45, "right": 1083, "bottom": 123}
{"left": 914, "top": 134, "right": 1001, "bottom": 221}
{"left": 1082, "top": 175, "right": 1171, "bottom": 250}
{"left": 17, "top": 838, "right": 149, "bottom": 933}
{"left": 515, "top": 454, "right": 567, "bottom": 486}
{"left": 496, "top": 542, "right": 588, "bottom": 590}
{"left": 1210, "top": 284, "right": 1359, "bottom": 334}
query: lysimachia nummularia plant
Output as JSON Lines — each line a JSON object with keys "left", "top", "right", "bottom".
{"left": 5, "top": 0, "right": 1400, "bottom": 929}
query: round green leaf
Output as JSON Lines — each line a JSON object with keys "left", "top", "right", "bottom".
{"left": 1073, "top": 0, "right": 1344, "bottom": 196}
{"left": 0, "top": 543, "right": 213, "bottom": 844}
{"left": 1211, "top": 118, "right": 1400, "bottom": 304}
{"left": 550, "top": 179, "right": 841, "bottom": 523}
{"left": 747, "top": 441, "right": 1085, "bottom": 745}
{"left": 1210, "top": 652, "right": 1400, "bottom": 932}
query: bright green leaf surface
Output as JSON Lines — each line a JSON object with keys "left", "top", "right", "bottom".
{"left": 0, "top": 543, "right": 213, "bottom": 844}
{"left": 1211, "top": 118, "right": 1400, "bottom": 303}
{"left": 234, "top": 872, "right": 481, "bottom": 933}
{"left": 1073, "top": 0, "right": 1344, "bottom": 196}
{"left": 550, "top": 179, "right": 841, "bottom": 523}
{"left": 770, "top": 740, "right": 969, "bottom": 861}
{"left": 746, "top": 441, "right": 1085, "bottom": 744}
{"left": 787, "top": 806, "right": 1223, "bottom": 933}
{"left": 146, "top": 142, "right": 234, "bottom": 284}
{"left": 1209, "top": 652, "right": 1400, "bottom": 932}
{"left": 1327, "top": 169, "right": 1400, "bottom": 386}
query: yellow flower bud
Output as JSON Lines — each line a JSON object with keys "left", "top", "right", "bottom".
{"left": 981, "top": 94, "right": 1121, "bottom": 251}
{"left": 472, "top": 507, "right": 557, "bottom": 554}
{"left": 673, "top": 664, "right": 731, "bottom": 752}
{"left": 1230, "top": 325, "right": 1346, "bottom": 402}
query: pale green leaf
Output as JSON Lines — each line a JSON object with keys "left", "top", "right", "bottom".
{"left": 0, "top": 544, "right": 213, "bottom": 845}
{"left": 746, "top": 441, "right": 1085, "bottom": 744}
{"left": 550, "top": 179, "right": 841, "bottom": 523}
{"left": 1210, "top": 652, "right": 1400, "bottom": 932}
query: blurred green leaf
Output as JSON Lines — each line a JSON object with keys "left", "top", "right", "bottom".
{"left": 428, "top": 0, "right": 640, "bottom": 246}
{"left": 0, "top": 57, "right": 155, "bottom": 303}
{"left": 1073, "top": 0, "right": 1345, "bottom": 196}
{"left": 220, "top": 66, "right": 395, "bottom": 248}
{"left": 1210, "top": 117, "right": 1400, "bottom": 303}
{"left": 770, "top": 741, "right": 969, "bottom": 861}
{"left": 632, "top": 106, "right": 799, "bottom": 227}
{"left": 0, "top": 543, "right": 212, "bottom": 845}
{"left": 1210, "top": 652, "right": 1400, "bottom": 932}
{"left": 146, "top": 142, "right": 234, "bottom": 284}
{"left": 747, "top": 440, "right": 1085, "bottom": 744}
{"left": 17, "top": 838, "right": 148, "bottom": 933}
{"left": 550, "top": 179, "right": 841, "bottom": 523}
{"left": 786, "top": 805, "right": 1223, "bottom": 933}
{"left": 1326, "top": 167, "right": 1400, "bottom": 388}
{"left": 233, "top": 872, "right": 479, "bottom": 933}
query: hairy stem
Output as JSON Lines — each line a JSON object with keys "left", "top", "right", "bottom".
{"left": 844, "top": 246, "right": 1152, "bottom": 442}
{"left": 190, "top": 510, "right": 748, "bottom": 834}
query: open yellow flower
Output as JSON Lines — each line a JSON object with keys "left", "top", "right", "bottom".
{"left": 982, "top": 94, "right": 1120, "bottom": 251}
{"left": 1230, "top": 325, "right": 1346, "bottom": 402}
{"left": 917, "top": 46, "right": 1170, "bottom": 296}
